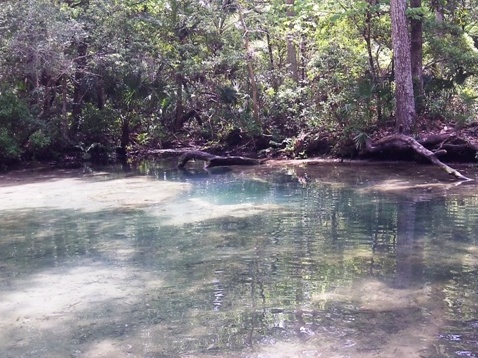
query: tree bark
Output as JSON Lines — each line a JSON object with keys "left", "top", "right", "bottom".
{"left": 410, "top": 0, "right": 425, "bottom": 114}
{"left": 364, "top": 1, "right": 472, "bottom": 182}
{"left": 390, "top": 0, "right": 416, "bottom": 134}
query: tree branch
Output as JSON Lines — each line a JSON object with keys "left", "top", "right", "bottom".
{"left": 178, "top": 150, "right": 261, "bottom": 168}
{"left": 365, "top": 134, "right": 473, "bottom": 181}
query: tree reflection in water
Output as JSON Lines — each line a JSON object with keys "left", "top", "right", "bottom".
{"left": 0, "top": 162, "right": 477, "bottom": 357}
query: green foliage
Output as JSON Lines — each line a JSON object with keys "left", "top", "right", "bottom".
{"left": 407, "top": 6, "right": 426, "bottom": 21}
{"left": 353, "top": 132, "right": 370, "bottom": 150}
{"left": 217, "top": 85, "right": 239, "bottom": 106}
{"left": 27, "top": 130, "right": 51, "bottom": 152}
{"left": 77, "top": 104, "right": 121, "bottom": 146}
{"left": 0, "top": 0, "right": 478, "bottom": 165}
{"left": 22, "top": 127, "right": 58, "bottom": 161}
{"left": 0, "top": 90, "right": 34, "bottom": 163}
{"left": 420, "top": 14, "right": 478, "bottom": 121}
{"left": 262, "top": 81, "right": 318, "bottom": 137}
{"left": 426, "top": 84, "right": 478, "bottom": 125}
{"left": 0, "top": 128, "right": 21, "bottom": 162}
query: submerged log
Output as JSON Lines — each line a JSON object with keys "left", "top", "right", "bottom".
{"left": 365, "top": 134, "right": 473, "bottom": 181}
{"left": 178, "top": 150, "right": 261, "bottom": 168}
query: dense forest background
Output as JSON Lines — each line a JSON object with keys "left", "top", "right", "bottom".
{"left": 1, "top": 0, "right": 478, "bottom": 166}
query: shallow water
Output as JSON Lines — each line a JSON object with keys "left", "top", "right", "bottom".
{"left": 1, "top": 161, "right": 478, "bottom": 358}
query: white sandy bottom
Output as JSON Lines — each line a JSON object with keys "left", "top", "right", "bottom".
{"left": 0, "top": 171, "right": 450, "bottom": 358}
{"left": 0, "top": 270, "right": 442, "bottom": 358}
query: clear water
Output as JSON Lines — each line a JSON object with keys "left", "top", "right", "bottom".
{"left": 1, "top": 161, "right": 478, "bottom": 358}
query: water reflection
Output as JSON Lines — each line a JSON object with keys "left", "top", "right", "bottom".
{"left": 0, "top": 162, "right": 477, "bottom": 357}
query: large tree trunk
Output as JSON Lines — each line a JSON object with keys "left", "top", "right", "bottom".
{"left": 410, "top": 0, "right": 425, "bottom": 114}
{"left": 390, "top": 0, "right": 416, "bottom": 134}
{"left": 363, "top": 1, "right": 472, "bottom": 182}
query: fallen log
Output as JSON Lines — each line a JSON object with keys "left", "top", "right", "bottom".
{"left": 128, "top": 148, "right": 263, "bottom": 168}
{"left": 365, "top": 134, "right": 473, "bottom": 181}
{"left": 178, "top": 150, "right": 262, "bottom": 168}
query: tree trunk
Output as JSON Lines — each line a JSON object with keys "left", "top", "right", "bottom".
{"left": 72, "top": 40, "right": 88, "bottom": 131}
{"left": 173, "top": 72, "right": 184, "bottom": 131}
{"left": 363, "top": 0, "right": 383, "bottom": 121}
{"left": 299, "top": 34, "right": 307, "bottom": 83}
{"left": 390, "top": 0, "right": 416, "bottom": 134}
{"left": 61, "top": 74, "right": 68, "bottom": 142}
{"left": 410, "top": 0, "right": 425, "bottom": 114}
{"left": 96, "top": 66, "right": 105, "bottom": 110}
{"left": 65, "top": 0, "right": 89, "bottom": 135}
{"left": 238, "top": 3, "right": 260, "bottom": 126}
{"left": 285, "top": 0, "right": 299, "bottom": 83}
{"left": 120, "top": 116, "right": 130, "bottom": 153}
{"left": 266, "top": 31, "right": 278, "bottom": 91}
{"left": 364, "top": 0, "right": 377, "bottom": 80}
{"left": 40, "top": 74, "right": 53, "bottom": 119}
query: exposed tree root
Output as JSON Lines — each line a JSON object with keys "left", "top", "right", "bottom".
{"left": 365, "top": 134, "right": 473, "bottom": 181}
{"left": 134, "top": 148, "right": 263, "bottom": 168}
{"left": 178, "top": 150, "right": 262, "bottom": 168}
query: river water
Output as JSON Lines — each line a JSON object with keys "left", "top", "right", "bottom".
{"left": 1, "top": 160, "right": 478, "bottom": 358}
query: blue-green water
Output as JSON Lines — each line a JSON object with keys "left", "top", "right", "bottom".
{"left": 1, "top": 161, "right": 478, "bottom": 357}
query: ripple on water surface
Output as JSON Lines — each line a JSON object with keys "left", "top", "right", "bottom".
{"left": 1, "top": 163, "right": 478, "bottom": 357}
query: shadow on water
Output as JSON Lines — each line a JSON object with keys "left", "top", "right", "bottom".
{"left": 1, "top": 162, "right": 478, "bottom": 357}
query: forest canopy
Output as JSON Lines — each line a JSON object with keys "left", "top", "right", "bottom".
{"left": 1, "top": 0, "right": 478, "bottom": 166}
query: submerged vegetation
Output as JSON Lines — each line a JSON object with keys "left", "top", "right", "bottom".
{"left": 1, "top": 0, "right": 478, "bottom": 167}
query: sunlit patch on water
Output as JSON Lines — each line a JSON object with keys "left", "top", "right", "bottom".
{"left": 0, "top": 162, "right": 478, "bottom": 357}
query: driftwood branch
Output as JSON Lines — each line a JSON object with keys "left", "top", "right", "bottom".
{"left": 178, "top": 150, "right": 261, "bottom": 168}
{"left": 365, "top": 134, "right": 473, "bottom": 181}
{"left": 129, "top": 148, "right": 263, "bottom": 168}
